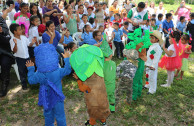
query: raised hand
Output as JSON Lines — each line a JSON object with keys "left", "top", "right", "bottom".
{"left": 73, "top": 73, "right": 79, "bottom": 80}
{"left": 61, "top": 49, "right": 70, "bottom": 58}
{"left": 25, "top": 60, "right": 34, "bottom": 67}
{"left": 13, "top": 38, "right": 17, "bottom": 44}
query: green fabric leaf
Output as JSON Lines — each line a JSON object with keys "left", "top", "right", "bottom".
{"left": 146, "top": 78, "right": 148, "bottom": 81}
{"left": 100, "top": 34, "right": 112, "bottom": 57}
{"left": 150, "top": 50, "right": 156, "bottom": 54}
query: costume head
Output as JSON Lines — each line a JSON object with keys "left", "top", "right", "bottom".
{"left": 70, "top": 44, "right": 104, "bottom": 81}
{"left": 100, "top": 33, "right": 112, "bottom": 58}
{"left": 34, "top": 43, "right": 59, "bottom": 73}
{"left": 149, "top": 30, "right": 163, "bottom": 46}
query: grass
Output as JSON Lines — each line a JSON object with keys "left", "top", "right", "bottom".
{"left": 0, "top": 52, "right": 193, "bottom": 126}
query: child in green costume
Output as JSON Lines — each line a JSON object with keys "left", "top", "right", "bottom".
{"left": 101, "top": 34, "right": 116, "bottom": 113}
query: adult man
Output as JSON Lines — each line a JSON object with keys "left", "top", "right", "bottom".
{"left": 127, "top": 2, "right": 148, "bottom": 33}
{"left": 89, "top": 30, "right": 102, "bottom": 47}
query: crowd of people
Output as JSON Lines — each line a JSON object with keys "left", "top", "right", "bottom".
{"left": 0, "top": 0, "right": 193, "bottom": 126}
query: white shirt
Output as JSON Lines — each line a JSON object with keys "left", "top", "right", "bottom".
{"left": 10, "top": 35, "right": 30, "bottom": 59}
{"left": 88, "top": 13, "right": 95, "bottom": 19}
{"left": 79, "top": 22, "right": 92, "bottom": 30}
{"left": 38, "top": 6, "right": 43, "bottom": 14}
{"left": 165, "top": 44, "right": 178, "bottom": 57}
{"left": 103, "top": 8, "right": 109, "bottom": 19}
{"left": 28, "top": 26, "right": 40, "bottom": 47}
{"left": 87, "top": 1, "right": 94, "bottom": 6}
{"left": 145, "top": 43, "right": 162, "bottom": 69}
{"left": 8, "top": 9, "right": 16, "bottom": 23}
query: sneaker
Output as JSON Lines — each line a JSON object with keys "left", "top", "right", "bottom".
{"left": 161, "top": 84, "right": 170, "bottom": 87}
{"left": 101, "top": 122, "right": 107, "bottom": 126}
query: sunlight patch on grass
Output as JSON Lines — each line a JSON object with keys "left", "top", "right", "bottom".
{"left": 136, "top": 105, "right": 146, "bottom": 114}
{"left": 177, "top": 93, "right": 185, "bottom": 99}
{"left": 7, "top": 86, "right": 22, "bottom": 100}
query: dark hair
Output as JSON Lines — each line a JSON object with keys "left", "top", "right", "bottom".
{"left": 99, "top": 2, "right": 103, "bottom": 6}
{"left": 67, "top": 42, "right": 76, "bottom": 50}
{"left": 78, "top": 4, "right": 84, "bottom": 9}
{"left": 94, "top": 1, "right": 99, "bottom": 5}
{"left": 180, "top": 16, "right": 185, "bottom": 21}
{"left": 93, "top": 30, "right": 101, "bottom": 38}
{"left": 146, "top": 19, "right": 150, "bottom": 22}
{"left": 46, "top": 20, "right": 54, "bottom": 29}
{"left": 76, "top": 0, "right": 81, "bottom": 5}
{"left": 158, "top": 13, "right": 163, "bottom": 19}
{"left": 65, "top": 4, "right": 71, "bottom": 10}
{"left": 114, "top": 13, "right": 120, "bottom": 17}
{"left": 190, "top": 13, "right": 194, "bottom": 18}
{"left": 43, "top": 14, "right": 50, "bottom": 19}
{"left": 9, "top": 23, "right": 20, "bottom": 34}
{"left": 138, "top": 2, "right": 145, "bottom": 8}
{"left": 112, "top": 0, "right": 117, "bottom": 5}
{"left": 151, "top": 18, "right": 156, "bottom": 22}
{"left": 82, "top": 14, "right": 87, "bottom": 19}
{"left": 114, "top": 22, "right": 119, "bottom": 27}
{"left": 21, "top": 24, "right": 25, "bottom": 29}
{"left": 29, "top": 15, "right": 39, "bottom": 29}
{"left": 102, "top": 2, "right": 107, "bottom": 6}
{"left": 182, "top": 34, "right": 190, "bottom": 41}
{"left": 169, "top": 31, "right": 181, "bottom": 42}
{"left": 124, "top": 21, "right": 129, "bottom": 26}
{"left": 2, "top": 7, "right": 7, "bottom": 12}
{"left": 152, "top": 14, "right": 156, "bottom": 18}
{"left": 20, "top": 2, "right": 28, "bottom": 9}
{"left": 6, "top": 0, "right": 14, "bottom": 7}
{"left": 166, "top": 13, "right": 172, "bottom": 19}
{"left": 170, "top": 10, "right": 174, "bottom": 13}
{"left": 83, "top": 24, "right": 90, "bottom": 33}
{"left": 104, "top": 16, "right": 110, "bottom": 22}
{"left": 69, "top": 0, "right": 74, "bottom": 5}
{"left": 98, "top": 25, "right": 103, "bottom": 29}
{"left": 89, "top": 18, "right": 94, "bottom": 24}
{"left": 30, "top": 3, "right": 42, "bottom": 24}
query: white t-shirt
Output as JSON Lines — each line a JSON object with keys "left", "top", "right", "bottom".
{"left": 88, "top": 13, "right": 95, "bottom": 19}
{"left": 165, "top": 44, "right": 178, "bottom": 57}
{"left": 8, "top": 9, "right": 16, "bottom": 23}
{"left": 79, "top": 22, "right": 92, "bottom": 30}
{"left": 38, "top": 6, "right": 43, "bottom": 14}
{"left": 103, "top": 8, "right": 109, "bottom": 19}
{"left": 10, "top": 35, "right": 30, "bottom": 59}
{"left": 87, "top": 1, "right": 94, "bottom": 6}
{"left": 28, "top": 26, "right": 40, "bottom": 47}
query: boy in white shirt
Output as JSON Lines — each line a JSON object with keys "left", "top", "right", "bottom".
{"left": 6, "top": 0, "right": 16, "bottom": 23}
{"left": 9, "top": 23, "right": 35, "bottom": 90}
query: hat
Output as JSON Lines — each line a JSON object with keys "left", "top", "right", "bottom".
{"left": 87, "top": 6, "right": 94, "bottom": 10}
{"left": 149, "top": 30, "right": 163, "bottom": 46}
{"left": 34, "top": 43, "right": 59, "bottom": 73}
{"left": 123, "top": 49, "right": 139, "bottom": 60}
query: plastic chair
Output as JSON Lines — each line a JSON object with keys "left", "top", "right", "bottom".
{"left": 72, "top": 32, "right": 82, "bottom": 47}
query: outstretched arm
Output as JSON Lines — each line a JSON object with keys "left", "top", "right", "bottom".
{"left": 26, "top": 60, "right": 40, "bottom": 84}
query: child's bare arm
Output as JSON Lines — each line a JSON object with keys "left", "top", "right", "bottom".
{"left": 13, "top": 39, "right": 17, "bottom": 53}
{"left": 108, "top": 32, "right": 115, "bottom": 43}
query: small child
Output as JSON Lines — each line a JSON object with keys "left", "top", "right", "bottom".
{"left": 79, "top": 14, "right": 92, "bottom": 32}
{"left": 98, "top": 25, "right": 104, "bottom": 42}
{"left": 21, "top": 24, "right": 26, "bottom": 36}
{"left": 9, "top": 23, "right": 35, "bottom": 90}
{"left": 109, "top": 11, "right": 115, "bottom": 22}
{"left": 28, "top": 16, "right": 40, "bottom": 64}
{"left": 150, "top": 18, "right": 157, "bottom": 31}
{"left": 123, "top": 21, "right": 129, "bottom": 37}
{"left": 109, "top": 22, "right": 124, "bottom": 59}
{"left": 38, "top": 14, "right": 50, "bottom": 36}
{"left": 26, "top": 43, "right": 71, "bottom": 126}
{"left": 116, "top": 49, "right": 138, "bottom": 104}
{"left": 30, "top": 3, "right": 43, "bottom": 24}
{"left": 159, "top": 31, "right": 182, "bottom": 87}
{"left": 175, "top": 34, "right": 192, "bottom": 80}
{"left": 113, "top": 13, "right": 123, "bottom": 28}
{"left": 186, "top": 13, "right": 194, "bottom": 52}
{"left": 156, "top": 14, "right": 163, "bottom": 33}
{"left": 62, "top": 28, "right": 73, "bottom": 49}
{"left": 144, "top": 30, "right": 163, "bottom": 94}
{"left": 143, "top": 19, "right": 150, "bottom": 33}
{"left": 79, "top": 24, "right": 93, "bottom": 45}
{"left": 176, "top": 16, "right": 186, "bottom": 35}
{"left": 67, "top": 42, "right": 77, "bottom": 55}
{"left": 151, "top": 14, "right": 156, "bottom": 19}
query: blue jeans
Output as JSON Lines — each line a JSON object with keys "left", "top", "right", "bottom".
{"left": 113, "top": 41, "right": 124, "bottom": 57}
{"left": 15, "top": 57, "right": 29, "bottom": 88}
{"left": 44, "top": 101, "right": 66, "bottom": 126}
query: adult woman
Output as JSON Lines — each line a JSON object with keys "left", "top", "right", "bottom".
{"left": 58, "top": 1, "right": 64, "bottom": 12}
{"left": 121, "top": 8, "right": 128, "bottom": 22}
{"left": 175, "top": 0, "right": 191, "bottom": 21}
{"left": 155, "top": 2, "right": 166, "bottom": 17}
{"left": 109, "top": 0, "right": 119, "bottom": 14}
{"left": 42, "top": 21, "right": 65, "bottom": 55}
{"left": 42, "top": 0, "right": 63, "bottom": 32}
{"left": 148, "top": 2, "right": 155, "bottom": 15}
{"left": 63, "top": 5, "right": 80, "bottom": 36}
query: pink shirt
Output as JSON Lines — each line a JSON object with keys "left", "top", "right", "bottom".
{"left": 178, "top": 8, "right": 190, "bottom": 21}
{"left": 179, "top": 44, "right": 191, "bottom": 59}
{"left": 14, "top": 12, "right": 31, "bottom": 19}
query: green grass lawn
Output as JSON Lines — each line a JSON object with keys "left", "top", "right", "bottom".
{"left": 0, "top": 52, "right": 193, "bottom": 126}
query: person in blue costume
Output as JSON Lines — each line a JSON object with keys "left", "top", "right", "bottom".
{"left": 25, "top": 43, "right": 71, "bottom": 126}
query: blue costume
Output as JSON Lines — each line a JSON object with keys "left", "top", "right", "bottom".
{"left": 27, "top": 43, "right": 71, "bottom": 126}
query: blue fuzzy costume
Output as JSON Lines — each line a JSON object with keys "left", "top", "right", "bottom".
{"left": 27, "top": 43, "right": 71, "bottom": 126}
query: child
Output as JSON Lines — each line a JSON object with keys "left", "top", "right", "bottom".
{"left": 70, "top": 45, "right": 110, "bottom": 126}
{"left": 116, "top": 49, "right": 138, "bottom": 104}
{"left": 123, "top": 21, "right": 129, "bottom": 37}
{"left": 26, "top": 43, "right": 71, "bottom": 126}
{"left": 87, "top": 6, "right": 95, "bottom": 20}
{"left": 156, "top": 14, "right": 163, "bottom": 33}
{"left": 79, "top": 14, "right": 92, "bottom": 32}
{"left": 186, "top": 13, "right": 194, "bottom": 52}
{"left": 98, "top": 25, "right": 105, "bottom": 42}
{"left": 113, "top": 13, "right": 123, "bottom": 28}
{"left": 151, "top": 14, "right": 156, "bottom": 19}
{"left": 159, "top": 31, "right": 182, "bottom": 87}
{"left": 175, "top": 34, "right": 192, "bottom": 80}
{"left": 62, "top": 29, "right": 73, "bottom": 49}
{"left": 150, "top": 18, "right": 157, "bottom": 31}
{"left": 109, "top": 11, "right": 115, "bottom": 22}
{"left": 101, "top": 34, "right": 116, "bottom": 112}
{"left": 6, "top": 0, "right": 16, "bottom": 23}
{"left": 30, "top": 3, "right": 43, "bottom": 24}
{"left": 79, "top": 24, "right": 93, "bottom": 45}
{"left": 176, "top": 16, "right": 186, "bottom": 34}
{"left": 67, "top": 42, "right": 77, "bottom": 55}
{"left": 143, "top": 19, "right": 150, "bottom": 33}
{"left": 38, "top": 14, "right": 50, "bottom": 36}
{"left": 9, "top": 23, "right": 35, "bottom": 90}
{"left": 28, "top": 16, "right": 40, "bottom": 64}
{"left": 78, "top": 4, "right": 85, "bottom": 22}
{"left": 21, "top": 24, "right": 26, "bottom": 36}
{"left": 144, "top": 30, "right": 163, "bottom": 94}
{"left": 109, "top": 22, "right": 123, "bottom": 59}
